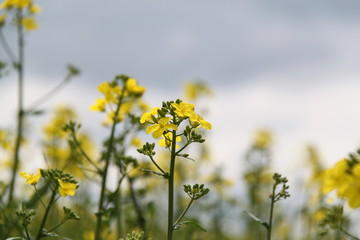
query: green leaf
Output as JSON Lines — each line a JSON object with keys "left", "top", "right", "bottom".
{"left": 6, "top": 238, "right": 26, "bottom": 240}
{"left": 42, "top": 229, "right": 73, "bottom": 239}
{"left": 178, "top": 221, "right": 207, "bottom": 232}
{"left": 243, "top": 210, "right": 269, "bottom": 229}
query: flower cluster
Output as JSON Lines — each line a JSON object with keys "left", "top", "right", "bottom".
{"left": 322, "top": 156, "right": 360, "bottom": 208}
{"left": 140, "top": 100, "right": 211, "bottom": 147}
{"left": 0, "top": 0, "right": 41, "bottom": 30}
{"left": 90, "top": 75, "right": 147, "bottom": 125}
{"left": 20, "top": 168, "right": 78, "bottom": 197}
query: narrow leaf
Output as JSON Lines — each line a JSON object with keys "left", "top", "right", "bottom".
{"left": 180, "top": 221, "right": 207, "bottom": 232}
{"left": 243, "top": 210, "right": 269, "bottom": 229}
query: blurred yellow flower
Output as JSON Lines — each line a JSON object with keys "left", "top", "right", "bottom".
{"left": 90, "top": 98, "right": 106, "bottom": 112}
{"left": 130, "top": 137, "right": 143, "bottom": 148}
{"left": 322, "top": 159, "right": 351, "bottom": 195}
{"left": 98, "top": 81, "right": 122, "bottom": 103}
{"left": 20, "top": 169, "right": 41, "bottom": 185}
{"left": 253, "top": 129, "right": 272, "bottom": 149}
{"left": 58, "top": 179, "right": 77, "bottom": 197}
{"left": 0, "top": 14, "right": 6, "bottom": 23}
{"left": 22, "top": 17, "right": 38, "bottom": 30}
{"left": 29, "top": 4, "right": 41, "bottom": 13}
{"left": 184, "top": 81, "right": 212, "bottom": 101}
{"left": 126, "top": 78, "right": 145, "bottom": 95}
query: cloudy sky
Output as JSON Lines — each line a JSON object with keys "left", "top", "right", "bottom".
{"left": 2, "top": 0, "right": 360, "bottom": 181}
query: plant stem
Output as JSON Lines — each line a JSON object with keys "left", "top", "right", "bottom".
{"left": 95, "top": 91, "right": 124, "bottom": 240}
{"left": 8, "top": 9, "right": 24, "bottom": 204}
{"left": 35, "top": 189, "right": 57, "bottom": 240}
{"left": 25, "top": 225, "right": 31, "bottom": 240}
{"left": 47, "top": 220, "right": 66, "bottom": 232}
{"left": 0, "top": 28, "right": 17, "bottom": 64}
{"left": 173, "top": 197, "right": 194, "bottom": 228}
{"left": 167, "top": 129, "right": 177, "bottom": 240}
{"left": 149, "top": 155, "right": 165, "bottom": 174}
{"left": 340, "top": 226, "right": 360, "bottom": 240}
{"left": 267, "top": 184, "right": 277, "bottom": 240}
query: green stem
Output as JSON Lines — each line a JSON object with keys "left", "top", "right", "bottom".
{"left": 71, "top": 131, "right": 102, "bottom": 174}
{"left": 95, "top": 91, "right": 124, "bottom": 240}
{"left": 167, "top": 129, "right": 177, "bottom": 240}
{"left": 267, "top": 184, "right": 277, "bottom": 240}
{"left": 149, "top": 155, "right": 165, "bottom": 174}
{"left": 173, "top": 197, "right": 194, "bottom": 228}
{"left": 47, "top": 220, "right": 66, "bottom": 232}
{"left": 26, "top": 72, "right": 73, "bottom": 114}
{"left": 340, "top": 226, "right": 360, "bottom": 240}
{"left": 8, "top": 9, "right": 24, "bottom": 204}
{"left": 35, "top": 189, "right": 57, "bottom": 240}
{"left": 0, "top": 28, "right": 17, "bottom": 64}
{"left": 24, "top": 225, "right": 31, "bottom": 240}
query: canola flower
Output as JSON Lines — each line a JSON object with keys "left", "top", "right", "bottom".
{"left": 140, "top": 100, "right": 211, "bottom": 140}
{"left": 90, "top": 76, "right": 146, "bottom": 125}
{"left": 146, "top": 117, "right": 177, "bottom": 139}
{"left": 322, "top": 157, "right": 360, "bottom": 208}
{"left": 184, "top": 81, "right": 212, "bottom": 101}
{"left": 0, "top": 0, "right": 41, "bottom": 31}
{"left": 19, "top": 168, "right": 41, "bottom": 185}
{"left": 58, "top": 179, "right": 77, "bottom": 197}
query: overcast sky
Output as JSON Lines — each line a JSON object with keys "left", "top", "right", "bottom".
{"left": 2, "top": 0, "right": 360, "bottom": 183}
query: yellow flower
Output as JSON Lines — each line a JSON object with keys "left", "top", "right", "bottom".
{"left": 158, "top": 132, "right": 181, "bottom": 149}
{"left": 342, "top": 164, "right": 360, "bottom": 208}
{"left": 126, "top": 78, "right": 145, "bottom": 95}
{"left": 15, "top": 0, "right": 31, "bottom": 8}
{"left": 189, "top": 114, "right": 212, "bottom": 130}
{"left": 171, "top": 102, "right": 195, "bottom": 119}
{"left": 184, "top": 82, "right": 212, "bottom": 101}
{"left": 29, "top": 4, "right": 41, "bottom": 13}
{"left": 0, "top": 14, "right": 7, "bottom": 24}
{"left": 20, "top": 169, "right": 41, "bottom": 185}
{"left": 140, "top": 107, "right": 160, "bottom": 124}
{"left": 322, "top": 159, "right": 352, "bottom": 196}
{"left": 90, "top": 98, "right": 106, "bottom": 112}
{"left": 145, "top": 117, "right": 177, "bottom": 139}
{"left": 0, "top": 129, "right": 11, "bottom": 150}
{"left": 58, "top": 179, "right": 77, "bottom": 197}
{"left": 253, "top": 130, "right": 272, "bottom": 149}
{"left": 130, "top": 137, "right": 143, "bottom": 148}
{"left": 98, "top": 82, "right": 122, "bottom": 103}
{"left": 0, "top": 0, "right": 30, "bottom": 9}
{"left": 22, "top": 17, "right": 38, "bottom": 31}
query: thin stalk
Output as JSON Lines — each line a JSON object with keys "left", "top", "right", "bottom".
{"left": 167, "top": 129, "right": 177, "bottom": 240}
{"left": 173, "top": 197, "right": 194, "bottom": 228}
{"left": 26, "top": 72, "right": 73, "bottom": 114}
{"left": 35, "top": 189, "right": 57, "bottom": 240}
{"left": 24, "top": 225, "right": 31, "bottom": 240}
{"left": 8, "top": 9, "right": 24, "bottom": 204}
{"left": 149, "top": 155, "right": 165, "bottom": 174}
{"left": 95, "top": 91, "right": 125, "bottom": 240}
{"left": 267, "top": 184, "right": 276, "bottom": 240}
{"left": 0, "top": 29, "right": 17, "bottom": 64}
{"left": 47, "top": 220, "right": 66, "bottom": 232}
{"left": 340, "top": 227, "right": 360, "bottom": 240}
{"left": 70, "top": 132, "right": 102, "bottom": 174}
